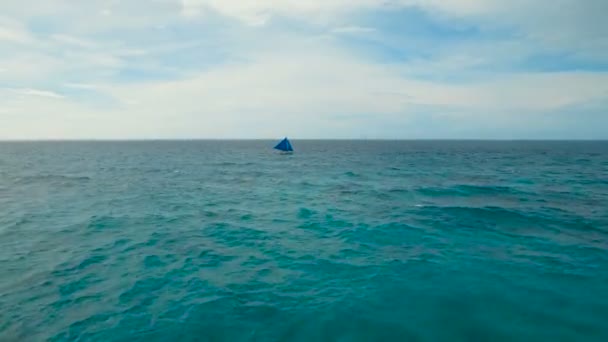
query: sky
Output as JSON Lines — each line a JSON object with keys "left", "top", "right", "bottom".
{"left": 1, "top": 0, "right": 607, "bottom": 139}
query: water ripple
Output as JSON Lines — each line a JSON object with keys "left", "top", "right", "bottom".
{"left": 1, "top": 141, "right": 608, "bottom": 341}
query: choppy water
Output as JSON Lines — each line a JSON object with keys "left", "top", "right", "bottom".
{"left": 1, "top": 140, "right": 608, "bottom": 341}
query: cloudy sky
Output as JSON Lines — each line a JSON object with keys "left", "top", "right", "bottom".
{"left": 1, "top": 0, "right": 607, "bottom": 139}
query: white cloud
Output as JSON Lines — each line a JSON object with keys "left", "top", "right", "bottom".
{"left": 51, "top": 34, "right": 97, "bottom": 48}
{"left": 0, "top": 30, "right": 143, "bottom": 86}
{"left": 3, "top": 88, "right": 65, "bottom": 99}
{"left": 63, "top": 83, "right": 100, "bottom": 90}
{"left": 177, "top": 0, "right": 607, "bottom": 56}
{"left": 4, "top": 40, "right": 605, "bottom": 139}
{"left": 0, "top": 0, "right": 607, "bottom": 139}
{"left": 418, "top": 0, "right": 608, "bottom": 59}
{"left": 0, "top": 27, "right": 31, "bottom": 44}
{"left": 0, "top": 17, "right": 34, "bottom": 44}
{"left": 331, "top": 26, "right": 376, "bottom": 35}
{"left": 0, "top": 54, "right": 65, "bottom": 83}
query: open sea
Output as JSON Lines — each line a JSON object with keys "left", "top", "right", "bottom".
{"left": 1, "top": 140, "right": 607, "bottom": 341}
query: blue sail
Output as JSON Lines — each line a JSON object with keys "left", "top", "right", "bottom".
{"left": 274, "top": 137, "right": 293, "bottom": 152}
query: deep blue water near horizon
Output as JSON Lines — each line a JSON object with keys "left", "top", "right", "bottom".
{"left": 1, "top": 140, "right": 607, "bottom": 341}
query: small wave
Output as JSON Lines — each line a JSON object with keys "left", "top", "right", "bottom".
{"left": 143, "top": 255, "right": 165, "bottom": 269}
{"left": 332, "top": 182, "right": 364, "bottom": 193}
{"left": 215, "top": 162, "right": 239, "bottom": 167}
{"left": 387, "top": 188, "right": 409, "bottom": 194}
{"left": 418, "top": 205, "right": 535, "bottom": 220}
{"left": 13, "top": 174, "right": 91, "bottom": 185}
{"left": 240, "top": 213, "right": 254, "bottom": 221}
{"left": 87, "top": 216, "right": 123, "bottom": 230}
{"left": 119, "top": 277, "right": 169, "bottom": 304}
{"left": 58, "top": 274, "right": 101, "bottom": 296}
{"left": 413, "top": 205, "right": 608, "bottom": 243}
{"left": 457, "top": 184, "right": 521, "bottom": 194}
{"left": 417, "top": 184, "right": 528, "bottom": 197}
{"left": 297, "top": 208, "right": 316, "bottom": 219}
{"left": 52, "top": 255, "right": 108, "bottom": 277}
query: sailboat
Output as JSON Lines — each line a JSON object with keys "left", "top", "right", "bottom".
{"left": 274, "top": 137, "right": 294, "bottom": 153}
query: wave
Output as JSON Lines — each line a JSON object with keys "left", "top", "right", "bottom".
{"left": 12, "top": 174, "right": 91, "bottom": 185}
{"left": 415, "top": 205, "right": 608, "bottom": 239}
{"left": 417, "top": 184, "right": 530, "bottom": 197}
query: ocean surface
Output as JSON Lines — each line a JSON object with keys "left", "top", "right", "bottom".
{"left": 1, "top": 140, "right": 607, "bottom": 341}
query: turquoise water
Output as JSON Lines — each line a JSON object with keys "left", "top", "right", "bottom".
{"left": 1, "top": 140, "right": 607, "bottom": 341}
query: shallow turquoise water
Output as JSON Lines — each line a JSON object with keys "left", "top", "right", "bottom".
{"left": 1, "top": 141, "right": 608, "bottom": 341}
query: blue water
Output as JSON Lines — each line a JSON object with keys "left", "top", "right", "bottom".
{"left": 1, "top": 141, "right": 608, "bottom": 341}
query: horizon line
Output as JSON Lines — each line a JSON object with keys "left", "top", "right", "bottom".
{"left": 1, "top": 138, "right": 607, "bottom": 142}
